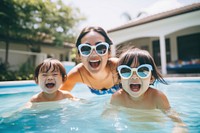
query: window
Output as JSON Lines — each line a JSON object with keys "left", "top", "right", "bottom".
{"left": 177, "top": 33, "right": 200, "bottom": 61}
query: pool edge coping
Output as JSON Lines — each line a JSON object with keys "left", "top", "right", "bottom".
{"left": 164, "top": 76, "right": 200, "bottom": 81}
{"left": 0, "top": 76, "right": 200, "bottom": 87}
{"left": 0, "top": 80, "right": 36, "bottom": 86}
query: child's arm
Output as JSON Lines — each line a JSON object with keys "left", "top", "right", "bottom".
{"left": 29, "top": 93, "right": 40, "bottom": 102}
{"left": 61, "top": 90, "right": 80, "bottom": 101}
{"left": 60, "top": 64, "right": 83, "bottom": 91}
{"left": 155, "top": 90, "right": 170, "bottom": 110}
{"left": 165, "top": 109, "right": 188, "bottom": 133}
{"left": 22, "top": 94, "right": 39, "bottom": 108}
{"left": 24, "top": 101, "right": 33, "bottom": 108}
{"left": 155, "top": 90, "right": 182, "bottom": 122}
{"left": 155, "top": 90, "right": 188, "bottom": 132}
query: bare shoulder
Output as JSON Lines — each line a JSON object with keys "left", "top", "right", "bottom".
{"left": 60, "top": 90, "right": 74, "bottom": 98}
{"left": 150, "top": 87, "right": 167, "bottom": 97}
{"left": 60, "top": 90, "right": 79, "bottom": 101}
{"left": 109, "top": 57, "right": 119, "bottom": 65}
{"left": 30, "top": 93, "right": 40, "bottom": 102}
{"left": 149, "top": 87, "right": 170, "bottom": 109}
{"left": 108, "top": 57, "right": 119, "bottom": 72}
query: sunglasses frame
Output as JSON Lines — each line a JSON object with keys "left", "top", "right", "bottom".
{"left": 117, "top": 64, "right": 153, "bottom": 79}
{"left": 78, "top": 42, "right": 109, "bottom": 57}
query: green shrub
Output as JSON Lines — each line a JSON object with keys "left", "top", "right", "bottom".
{"left": 0, "top": 62, "right": 34, "bottom": 81}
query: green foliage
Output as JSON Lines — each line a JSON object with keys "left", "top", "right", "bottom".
{"left": 0, "top": 0, "right": 85, "bottom": 79}
{"left": 0, "top": 0, "right": 85, "bottom": 44}
{"left": 0, "top": 62, "right": 34, "bottom": 81}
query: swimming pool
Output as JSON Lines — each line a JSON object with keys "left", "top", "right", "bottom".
{"left": 0, "top": 77, "right": 200, "bottom": 133}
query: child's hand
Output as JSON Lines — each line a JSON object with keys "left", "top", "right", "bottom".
{"left": 172, "top": 123, "right": 188, "bottom": 133}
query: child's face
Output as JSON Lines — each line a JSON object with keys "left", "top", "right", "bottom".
{"left": 37, "top": 67, "right": 63, "bottom": 94}
{"left": 118, "top": 64, "right": 152, "bottom": 98}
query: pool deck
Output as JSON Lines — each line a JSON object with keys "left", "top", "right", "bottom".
{"left": 0, "top": 80, "right": 36, "bottom": 87}
{"left": 164, "top": 73, "right": 200, "bottom": 77}
{"left": 163, "top": 73, "right": 200, "bottom": 82}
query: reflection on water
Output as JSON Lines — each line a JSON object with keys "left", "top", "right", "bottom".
{"left": 102, "top": 105, "right": 170, "bottom": 132}
{"left": 0, "top": 98, "right": 183, "bottom": 133}
{"left": 0, "top": 81, "right": 200, "bottom": 132}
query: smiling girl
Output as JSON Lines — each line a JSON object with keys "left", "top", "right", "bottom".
{"left": 110, "top": 48, "right": 187, "bottom": 132}
{"left": 110, "top": 48, "right": 169, "bottom": 109}
{"left": 60, "top": 26, "right": 120, "bottom": 95}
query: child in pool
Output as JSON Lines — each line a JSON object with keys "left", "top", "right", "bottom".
{"left": 110, "top": 48, "right": 187, "bottom": 131}
{"left": 29, "top": 58, "right": 78, "bottom": 103}
{"left": 110, "top": 48, "right": 169, "bottom": 110}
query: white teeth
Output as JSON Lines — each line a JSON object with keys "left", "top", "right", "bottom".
{"left": 90, "top": 60, "right": 99, "bottom": 62}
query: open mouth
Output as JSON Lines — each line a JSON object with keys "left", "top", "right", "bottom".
{"left": 130, "top": 84, "right": 141, "bottom": 92}
{"left": 45, "top": 83, "right": 55, "bottom": 89}
{"left": 89, "top": 60, "right": 101, "bottom": 68}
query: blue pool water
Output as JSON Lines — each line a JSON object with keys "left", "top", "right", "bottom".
{"left": 0, "top": 77, "right": 200, "bottom": 133}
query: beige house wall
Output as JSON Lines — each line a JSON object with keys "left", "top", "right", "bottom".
{"left": 40, "top": 45, "right": 71, "bottom": 61}
{"left": 0, "top": 40, "right": 73, "bottom": 71}
{"left": 121, "top": 25, "right": 200, "bottom": 63}
{"left": 0, "top": 41, "right": 28, "bottom": 51}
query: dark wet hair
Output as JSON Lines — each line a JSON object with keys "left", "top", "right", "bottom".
{"left": 118, "top": 48, "right": 167, "bottom": 84}
{"left": 76, "top": 26, "right": 113, "bottom": 54}
{"left": 34, "top": 58, "right": 67, "bottom": 82}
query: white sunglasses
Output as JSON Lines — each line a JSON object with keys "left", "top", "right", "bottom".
{"left": 78, "top": 42, "right": 109, "bottom": 57}
{"left": 117, "top": 64, "right": 153, "bottom": 79}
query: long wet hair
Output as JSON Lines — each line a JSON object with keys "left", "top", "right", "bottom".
{"left": 118, "top": 48, "right": 167, "bottom": 84}
{"left": 34, "top": 58, "right": 67, "bottom": 82}
{"left": 76, "top": 26, "right": 113, "bottom": 54}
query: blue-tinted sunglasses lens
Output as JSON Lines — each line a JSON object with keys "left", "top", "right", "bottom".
{"left": 137, "top": 66, "right": 150, "bottom": 78}
{"left": 80, "top": 45, "right": 91, "bottom": 55}
{"left": 120, "top": 67, "right": 132, "bottom": 78}
{"left": 96, "top": 44, "right": 107, "bottom": 55}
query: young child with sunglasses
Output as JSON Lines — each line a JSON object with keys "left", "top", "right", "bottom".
{"left": 110, "top": 48, "right": 169, "bottom": 109}
{"left": 60, "top": 26, "right": 120, "bottom": 95}
{"left": 27, "top": 58, "right": 78, "bottom": 106}
{"left": 110, "top": 48, "right": 187, "bottom": 131}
